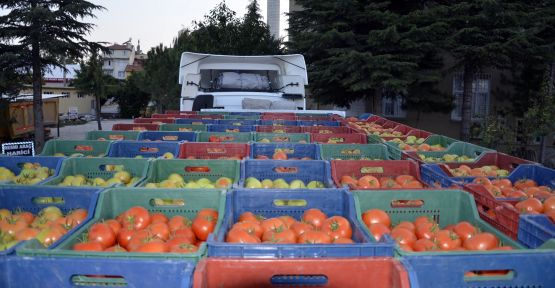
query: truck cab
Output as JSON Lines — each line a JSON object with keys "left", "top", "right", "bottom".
{"left": 179, "top": 52, "right": 308, "bottom": 111}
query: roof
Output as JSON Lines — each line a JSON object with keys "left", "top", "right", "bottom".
{"left": 43, "top": 64, "right": 80, "bottom": 80}
{"left": 107, "top": 44, "right": 132, "bottom": 51}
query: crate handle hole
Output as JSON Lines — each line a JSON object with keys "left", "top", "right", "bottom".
{"left": 74, "top": 145, "right": 93, "bottom": 151}
{"left": 32, "top": 197, "right": 64, "bottom": 205}
{"left": 390, "top": 199, "right": 424, "bottom": 208}
{"left": 273, "top": 199, "right": 307, "bottom": 207}
{"left": 340, "top": 149, "right": 361, "bottom": 155}
{"left": 360, "top": 167, "right": 384, "bottom": 174}
{"left": 275, "top": 148, "right": 294, "bottom": 154}
{"left": 139, "top": 147, "right": 159, "bottom": 153}
{"left": 274, "top": 167, "right": 298, "bottom": 173}
{"left": 464, "top": 270, "right": 514, "bottom": 282}
{"left": 162, "top": 136, "right": 178, "bottom": 141}
{"left": 207, "top": 148, "right": 226, "bottom": 154}
{"left": 272, "top": 137, "right": 290, "bottom": 142}
{"left": 271, "top": 274, "right": 328, "bottom": 286}
{"left": 179, "top": 128, "right": 193, "bottom": 131}
{"left": 108, "top": 135, "right": 124, "bottom": 140}
{"left": 71, "top": 274, "right": 127, "bottom": 287}
{"left": 150, "top": 198, "right": 185, "bottom": 207}
{"left": 185, "top": 166, "right": 211, "bottom": 173}
{"left": 100, "top": 165, "right": 125, "bottom": 172}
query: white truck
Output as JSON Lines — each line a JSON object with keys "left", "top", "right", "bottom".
{"left": 178, "top": 52, "right": 344, "bottom": 116}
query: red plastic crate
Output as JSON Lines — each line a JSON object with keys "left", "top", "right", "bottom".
{"left": 184, "top": 114, "right": 224, "bottom": 120}
{"left": 301, "top": 126, "right": 355, "bottom": 134}
{"left": 256, "top": 125, "right": 302, "bottom": 133}
{"left": 178, "top": 143, "right": 250, "bottom": 160}
{"left": 112, "top": 123, "right": 159, "bottom": 131}
{"left": 163, "top": 110, "right": 197, "bottom": 115}
{"left": 331, "top": 160, "right": 429, "bottom": 190}
{"left": 310, "top": 133, "right": 367, "bottom": 144}
{"left": 296, "top": 116, "right": 334, "bottom": 121}
{"left": 192, "top": 258, "right": 412, "bottom": 288}
{"left": 133, "top": 118, "right": 175, "bottom": 124}
{"left": 366, "top": 115, "right": 387, "bottom": 124}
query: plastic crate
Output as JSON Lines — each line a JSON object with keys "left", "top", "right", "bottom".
{"left": 106, "top": 141, "right": 181, "bottom": 158}
{"left": 297, "top": 116, "right": 334, "bottom": 121}
{"left": 152, "top": 113, "right": 196, "bottom": 118}
{"left": 137, "top": 131, "right": 197, "bottom": 142}
{"left": 41, "top": 157, "right": 150, "bottom": 187}
{"left": 224, "top": 115, "right": 260, "bottom": 120}
{"left": 193, "top": 257, "right": 411, "bottom": 288}
{"left": 367, "top": 126, "right": 432, "bottom": 143}
{"left": 197, "top": 132, "right": 253, "bottom": 143}
{"left": 301, "top": 126, "right": 354, "bottom": 134}
{"left": 208, "top": 124, "right": 256, "bottom": 132}
{"left": 228, "top": 111, "right": 261, "bottom": 116}
{"left": 18, "top": 187, "right": 226, "bottom": 263}
{"left": 261, "top": 114, "right": 297, "bottom": 120}
{"left": 519, "top": 215, "right": 555, "bottom": 248}
{"left": 310, "top": 133, "right": 367, "bottom": 144}
{"left": 207, "top": 189, "right": 394, "bottom": 258}
{"left": 4, "top": 257, "right": 195, "bottom": 288}
{"left": 353, "top": 189, "right": 555, "bottom": 288}
{"left": 298, "top": 120, "right": 340, "bottom": 127}
{"left": 331, "top": 160, "right": 428, "bottom": 190}
{"left": 176, "top": 118, "right": 218, "bottom": 125}
{"left": 402, "top": 142, "right": 494, "bottom": 164}
{"left": 250, "top": 143, "right": 321, "bottom": 160}
{"left": 319, "top": 143, "right": 393, "bottom": 160}
{"left": 241, "top": 160, "right": 334, "bottom": 188}
{"left": 385, "top": 135, "right": 458, "bottom": 160}
{"left": 253, "top": 132, "right": 310, "bottom": 143}
{"left": 160, "top": 124, "right": 207, "bottom": 132}
{"left": 179, "top": 143, "right": 250, "bottom": 160}
{"left": 183, "top": 114, "right": 224, "bottom": 120}
{"left": 140, "top": 159, "right": 240, "bottom": 187}
{"left": 39, "top": 140, "right": 112, "bottom": 157}
{"left": 133, "top": 118, "right": 175, "bottom": 124}
{"left": 256, "top": 125, "right": 302, "bottom": 133}
{"left": 0, "top": 185, "right": 100, "bottom": 256}
{"left": 258, "top": 120, "right": 299, "bottom": 126}
{"left": 112, "top": 123, "right": 159, "bottom": 131}
{"left": 86, "top": 130, "right": 140, "bottom": 141}
{"left": 216, "top": 119, "right": 259, "bottom": 126}
{"left": 0, "top": 156, "right": 64, "bottom": 185}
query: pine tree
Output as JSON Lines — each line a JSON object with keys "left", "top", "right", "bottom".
{"left": 0, "top": 1, "right": 104, "bottom": 151}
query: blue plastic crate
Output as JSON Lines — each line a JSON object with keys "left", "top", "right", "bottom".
{"left": 207, "top": 189, "right": 394, "bottom": 258}
{"left": 241, "top": 159, "right": 335, "bottom": 188}
{"left": 0, "top": 156, "right": 64, "bottom": 185}
{"left": 216, "top": 119, "right": 259, "bottom": 126}
{"left": 259, "top": 120, "right": 299, "bottom": 126}
{"left": 519, "top": 214, "right": 555, "bottom": 249}
{"left": 228, "top": 112, "right": 261, "bottom": 116}
{"left": 358, "top": 113, "right": 373, "bottom": 120}
{"left": 298, "top": 120, "right": 340, "bottom": 126}
{"left": 208, "top": 124, "right": 256, "bottom": 132}
{"left": 176, "top": 118, "right": 218, "bottom": 125}
{"left": 250, "top": 143, "right": 321, "bottom": 160}
{"left": 106, "top": 140, "right": 180, "bottom": 158}
{"left": 0, "top": 185, "right": 101, "bottom": 256}
{"left": 137, "top": 131, "right": 197, "bottom": 142}
{"left": 4, "top": 256, "right": 195, "bottom": 288}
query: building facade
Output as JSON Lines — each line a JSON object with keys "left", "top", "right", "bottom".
{"left": 102, "top": 41, "right": 135, "bottom": 80}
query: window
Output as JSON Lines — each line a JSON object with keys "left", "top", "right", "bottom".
{"left": 61, "top": 92, "right": 70, "bottom": 98}
{"left": 44, "top": 91, "right": 53, "bottom": 95}
{"left": 118, "top": 71, "right": 125, "bottom": 78}
{"left": 382, "top": 95, "right": 406, "bottom": 118}
{"left": 77, "top": 93, "right": 85, "bottom": 98}
{"left": 108, "top": 60, "right": 111, "bottom": 66}
{"left": 451, "top": 73, "right": 491, "bottom": 121}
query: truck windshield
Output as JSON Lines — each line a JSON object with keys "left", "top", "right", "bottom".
{"left": 199, "top": 69, "right": 280, "bottom": 92}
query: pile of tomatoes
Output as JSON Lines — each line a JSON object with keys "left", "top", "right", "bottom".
{"left": 361, "top": 209, "right": 513, "bottom": 252}
{"left": 73, "top": 206, "right": 218, "bottom": 253}
{"left": 225, "top": 208, "right": 355, "bottom": 244}
{"left": 340, "top": 174, "right": 424, "bottom": 189}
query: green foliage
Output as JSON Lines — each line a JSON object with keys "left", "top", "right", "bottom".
{"left": 111, "top": 72, "right": 150, "bottom": 118}
{"left": 142, "top": 44, "right": 181, "bottom": 113}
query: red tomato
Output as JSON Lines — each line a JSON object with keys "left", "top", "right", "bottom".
{"left": 1, "top": 218, "right": 27, "bottom": 236}
{"left": 169, "top": 243, "right": 199, "bottom": 253}
{"left": 136, "top": 241, "right": 169, "bottom": 253}
{"left": 119, "top": 206, "right": 151, "bottom": 230}
{"left": 463, "top": 233, "right": 499, "bottom": 251}
{"left": 260, "top": 218, "right": 286, "bottom": 233}
{"left": 105, "top": 219, "right": 121, "bottom": 236}
{"left": 150, "top": 213, "right": 169, "bottom": 224}
{"left": 65, "top": 209, "right": 88, "bottom": 226}
{"left": 395, "top": 221, "right": 415, "bottom": 233}
{"left": 168, "top": 215, "right": 192, "bottom": 232}
{"left": 117, "top": 227, "right": 135, "bottom": 249}
{"left": 88, "top": 223, "right": 116, "bottom": 249}
{"left": 290, "top": 222, "right": 314, "bottom": 237}
{"left": 297, "top": 230, "right": 332, "bottom": 244}
{"left": 147, "top": 222, "right": 170, "bottom": 241}
{"left": 414, "top": 216, "right": 434, "bottom": 228}
{"left": 368, "top": 223, "right": 390, "bottom": 241}
{"left": 453, "top": 221, "right": 477, "bottom": 241}
{"left": 196, "top": 208, "right": 218, "bottom": 220}
{"left": 435, "top": 230, "right": 462, "bottom": 250}
{"left": 238, "top": 212, "right": 262, "bottom": 223}
{"left": 302, "top": 209, "right": 327, "bottom": 229}
{"left": 262, "top": 228, "right": 297, "bottom": 244}
{"left": 333, "top": 237, "right": 354, "bottom": 244}
{"left": 14, "top": 211, "right": 35, "bottom": 225}
{"left": 127, "top": 230, "right": 151, "bottom": 251}
{"left": 415, "top": 222, "right": 439, "bottom": 240}
{"left": 73, "top": 242, "right": 104, "bottom": 251}
{"left": 15, "top": 228, "right": 39, "bottom": 241}
{"left": 546, "top": 210, "right": 555, "bottom": 223}
{"left": 226, "top": 227, "right": 261, "bottom": 243}
{"left": 321, "top": 216, "right": 352, "bottom": 240}
{"left": 391, "top": 227, "right": 417, "bottom": 247}
{"left": 515, "top": 198, "right": 544, "bottom": 214}
{"left": 38, "top": 228, "right": 65, "bottom": 247}
{"left": 361, "top": 209, "right": 391, "bottom": 228}
{"left": 104, "top": 245, "right": 127, "bottom": 252}
{"left": 172, "top": 228, "right": 197, "bottom": 244}
{"left": 278, "top": 216, "right": 296, "bottom": 229}
{"left": 192, "top": 216, "right": 216, "bottom": 241}
{"left": 413, "top": 238, "right": 437, "bottom": 252}
{"left": 232, "top": 221, "right": 263, "bottom": 238}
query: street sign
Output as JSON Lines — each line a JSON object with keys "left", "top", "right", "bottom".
{"left": 1, "top": 141, "right": 35, "bottom": 156}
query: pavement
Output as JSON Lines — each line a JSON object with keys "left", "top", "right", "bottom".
{"left": 53, "top": 119, "right": 133, "bottom": 140}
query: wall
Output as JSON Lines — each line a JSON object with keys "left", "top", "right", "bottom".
{"left": 21, "top": 86, "right": 95, "bottom": 115}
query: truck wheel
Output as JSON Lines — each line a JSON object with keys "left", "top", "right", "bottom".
{"left": 192, "top": 95, "right": 214, "bottom": 111}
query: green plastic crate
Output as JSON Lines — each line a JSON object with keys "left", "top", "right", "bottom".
{"left": 197, "top": 132, "right": 253, "bottom": 143}
{"left": 224, "top": 115, "right": 260, "bottom": 120}
{"left": 17, "top": 187, "right": 226, "bottom": 262}
{"left": 39, "top": 140, "right": 112, "bottom": 157}
{"left": 85, "top": 131, "right": 140, "bottom": 141}
{"left": 140, "top": 159, "right": 240, "bottom": 188}
{"left": 159, "top": 124, "right": 207, "bottom": 132}
{"left": 253, "top": 132, "right": 310, "bottom": 143}
{"left": 319, "top": 144, "right": 393, "bottom": 160}
{"left": 385, "top": 135, "right": 459, "bottom": 160}
{"left": 405, "top": 142, "right": 493, "bottom": 163}
{"left": 41, "top": 157, "right": 150, "bottom": 187}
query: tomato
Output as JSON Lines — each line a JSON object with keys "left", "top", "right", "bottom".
{"left": 238, "top": 212, "right": 262, "bottom": 223}
{"left": 414, "top": 216, "right": 434, "bottom": 228}
{"left": 169, "top": 243, "right": 199, "bottom": 253}
{"left": 117, "top": 227, "right": 135, "bottom": 249}
{"left": 514, "top": 179, "right": 537, "bottom": 190}
{"left": 278, "top": 216, "right": 296, "bottom": 229}
{"left": 226, "top": 227, "right": 261, "bottom": 243}
{"left": 546, "top": 210, "right": 555, "bottom": 223}
{"left": 37, "top": 227, "right": 65, "bottom": 247}
{"left": 168, "top": 215, "right": 192, "bottom": 232}
{"left": 196, "top": 208, "right": 218, "bottom": 220}
{"left": 321, "top": 216, "right": 352, "bottom": 240}
{"left": 88, "top": 223, "right": 116, "bottom": 249}
{"left": 463, "top": 233, "right": 499, "bottom": 251}
{"left": 127, "top": 230, "right": 151, "bottom": 251}
{"left": 302, "top": 209, "right": 327, "bottom": 229}
{"left": 192, "top": 216, "right": 216, "bottom": 241}
{"left": 361, "top": 209, "right": 391, "bottom": 228}
{"left": 150, "top": 213, "right": 169, "bottom": 224}
{"left": 65, "top": 209, "right": 88, "bottom": 226}
{"left": 14, "top": 211, "right": 35, "bottom": 225}
{"left": 73, "top": 241, "right": 104, "bottom": 251}
{"left": 395, "top": 221, "right": 416, "bottom": 233}
{"left": 232, "top": 221, "right": 263, "bottom": 238}
{"left": 435, "top": 230, "right": 462, "bottom": 250}
{"left": 104, "top": 245, "right": 127, "bottom": 252}
{"left": 413, "top": 238, "right": 437, "bottom": 252}
{"left": 333, "top": 237, "right": 354, "bottom": 244}
{"left": 119, "top": 206, "right": 151, "bottom": 230}
{"left": 391, "top": 227, "right": 417, "bottom": 247}
{"left": 14, "top": 228, "right": 39, "bottom": 241}
{"left": 398, "top": 244, "right": 414, "bottom": 252}
{"left": 453, "top": 221, "right": 477, "bottom": 241}
{"left": 415, "top": 222, "right": 439, "bottom": 240}
{"left": 172, "top": 228, "right": 197, "bottom": 244}
{"left": 262, "top": 228, "right": 296, "bottom": 244}
{"left": 297, "top": 230, "right": 332, "bottom": 244}
{"left": 472, "top": 177, "right": 492, "bottom": 186}
{"left": 147, "top": 222, "right": 170, "bottom": 241}
{"left": 166, "top": 236, "right": 195, "bottom": 251}
{"left": 515, "top": 198, "right": 543, "bottom": 214}
{"left": 290, "top": 222, "right": 313, "bottom": 237}
{"left": 1, "top": 217, "right": 27, "bottom": 236}
{"left": 136, "top": 241, "right": 169, "bottom": 253}
{"left": 368, "top": 223, "right": 390, "bottom": 241}
{"left": 260, "top": 218, "right": 286, "bottom": 233}
{"left": 105, "top": 219, "right": 121, "bottom": 236}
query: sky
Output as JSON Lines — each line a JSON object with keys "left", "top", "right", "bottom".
{"left": 87, "top": 0, "right": 290, "bottom": 52}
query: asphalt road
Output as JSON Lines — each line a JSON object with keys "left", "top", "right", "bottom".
{"left": 54, "top": 119, "right": 133, "bottom": 140}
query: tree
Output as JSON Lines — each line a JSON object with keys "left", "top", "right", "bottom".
{"left": 237, "top": 0, "right": 283, "bottom": 55}
{"left": 73, "top": 51, "right": 118, "bottom": 130}
{"left": 0, "top": 1, "right": 104, "bottom": 152}
{"left": 112, "top": 72, "right": 150, "bottom": 118}
{"left": 142, "top": 44, "right": 181, "bottom": 113}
